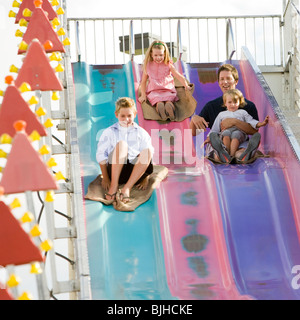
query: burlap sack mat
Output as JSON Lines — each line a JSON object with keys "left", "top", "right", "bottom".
{"left": 85, "top": 165, "right": 168, "bottom": 212}
{"left": 138, "top": 78, "right": 197, "bottom": 122}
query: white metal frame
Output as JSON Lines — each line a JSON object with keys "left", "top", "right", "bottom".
{"left": 68, "top": 15, "right": 283, "bottom": 67}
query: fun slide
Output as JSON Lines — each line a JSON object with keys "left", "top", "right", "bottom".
{"left": 72, "top": 48, "right": 300, "bottom": 300}
{"left": 72, "top": 62, "right": 174, "bottom": 300}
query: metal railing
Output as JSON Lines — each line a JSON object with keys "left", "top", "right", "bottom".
{"left": 226, "top": 19, "right": 236, "bottom": 61}
{"left": 68, "top": 15, "right": 283, "bottom": 66}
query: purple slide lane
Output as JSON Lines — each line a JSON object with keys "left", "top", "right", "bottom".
{"left": 183, "top": 55, "right": 300, "bottom": 299}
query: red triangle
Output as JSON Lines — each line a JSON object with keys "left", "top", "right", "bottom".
{"left": 0, "top": 201, "right": 44, "bottom": 267}
{"left": 0, "top": 286, "right": 14, "bottom": 300}
{"left": 15, "top": 39, "right": 63, "bottom": 91}
{"left": 0, "top": 131, "right": 58, "bottom": 194}
{"left": 15, "top": 0, "right": 57, "bottom": 23}
{"left": 18, "top": 7, "right": 65, "bottom": 54}
{"left": 0, "top": 85, "right": 47, "bottom": 138}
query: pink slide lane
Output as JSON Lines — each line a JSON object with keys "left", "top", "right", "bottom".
{"left": 132, "top": 61, "right": 251, "bottom": 300}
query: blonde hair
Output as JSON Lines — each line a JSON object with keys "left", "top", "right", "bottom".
{"left": 223, "top": 89, "right": 247, "bottom": 108}
{"left": 115, "top": 97, "right": 137, "bottom": 114}
{"left": 143, "top": 40, "right": 171, "bottom": 72}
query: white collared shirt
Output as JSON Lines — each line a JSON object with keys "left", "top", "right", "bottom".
{"left": 96, "top": 122, "right": 154, "bottom": 163}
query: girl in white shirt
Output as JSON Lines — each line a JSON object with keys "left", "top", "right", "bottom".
{"left": 96, "top": 97, "right": 154, "bottom": 203}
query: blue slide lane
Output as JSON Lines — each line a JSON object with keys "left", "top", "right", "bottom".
{"left": 72, "top": 62, "right": 173, "bottom": 299}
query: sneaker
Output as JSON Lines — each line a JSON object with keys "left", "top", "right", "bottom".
{"left": 237, "top": 132, "right": 261, "bottom": 162}
{"left": 209, "top": 132, "right": 232, "bottom": 163}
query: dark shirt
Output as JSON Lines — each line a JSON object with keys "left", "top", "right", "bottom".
{"left": 199, "top": 96, "right": 258, "bottom": 129}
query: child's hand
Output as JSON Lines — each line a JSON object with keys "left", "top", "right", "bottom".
{"left": 185, "top": 84, "right": 192, "bottom": 91}
{"left": 256, "top": 115, "right": 270, "bottom": 128}
{"left": 138, "top": 95, "right": 146, "bottom": 103}
{"left": 264, "top": 115, "right": 269, "bottom": 125}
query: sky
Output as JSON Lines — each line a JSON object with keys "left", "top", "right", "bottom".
{"left": 66, "top": 0, "right": 284, "bottom": 18}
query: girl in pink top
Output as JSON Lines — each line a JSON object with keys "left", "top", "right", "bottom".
{"left": 139, "top": 40, "right": 191, "bottom": 121}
